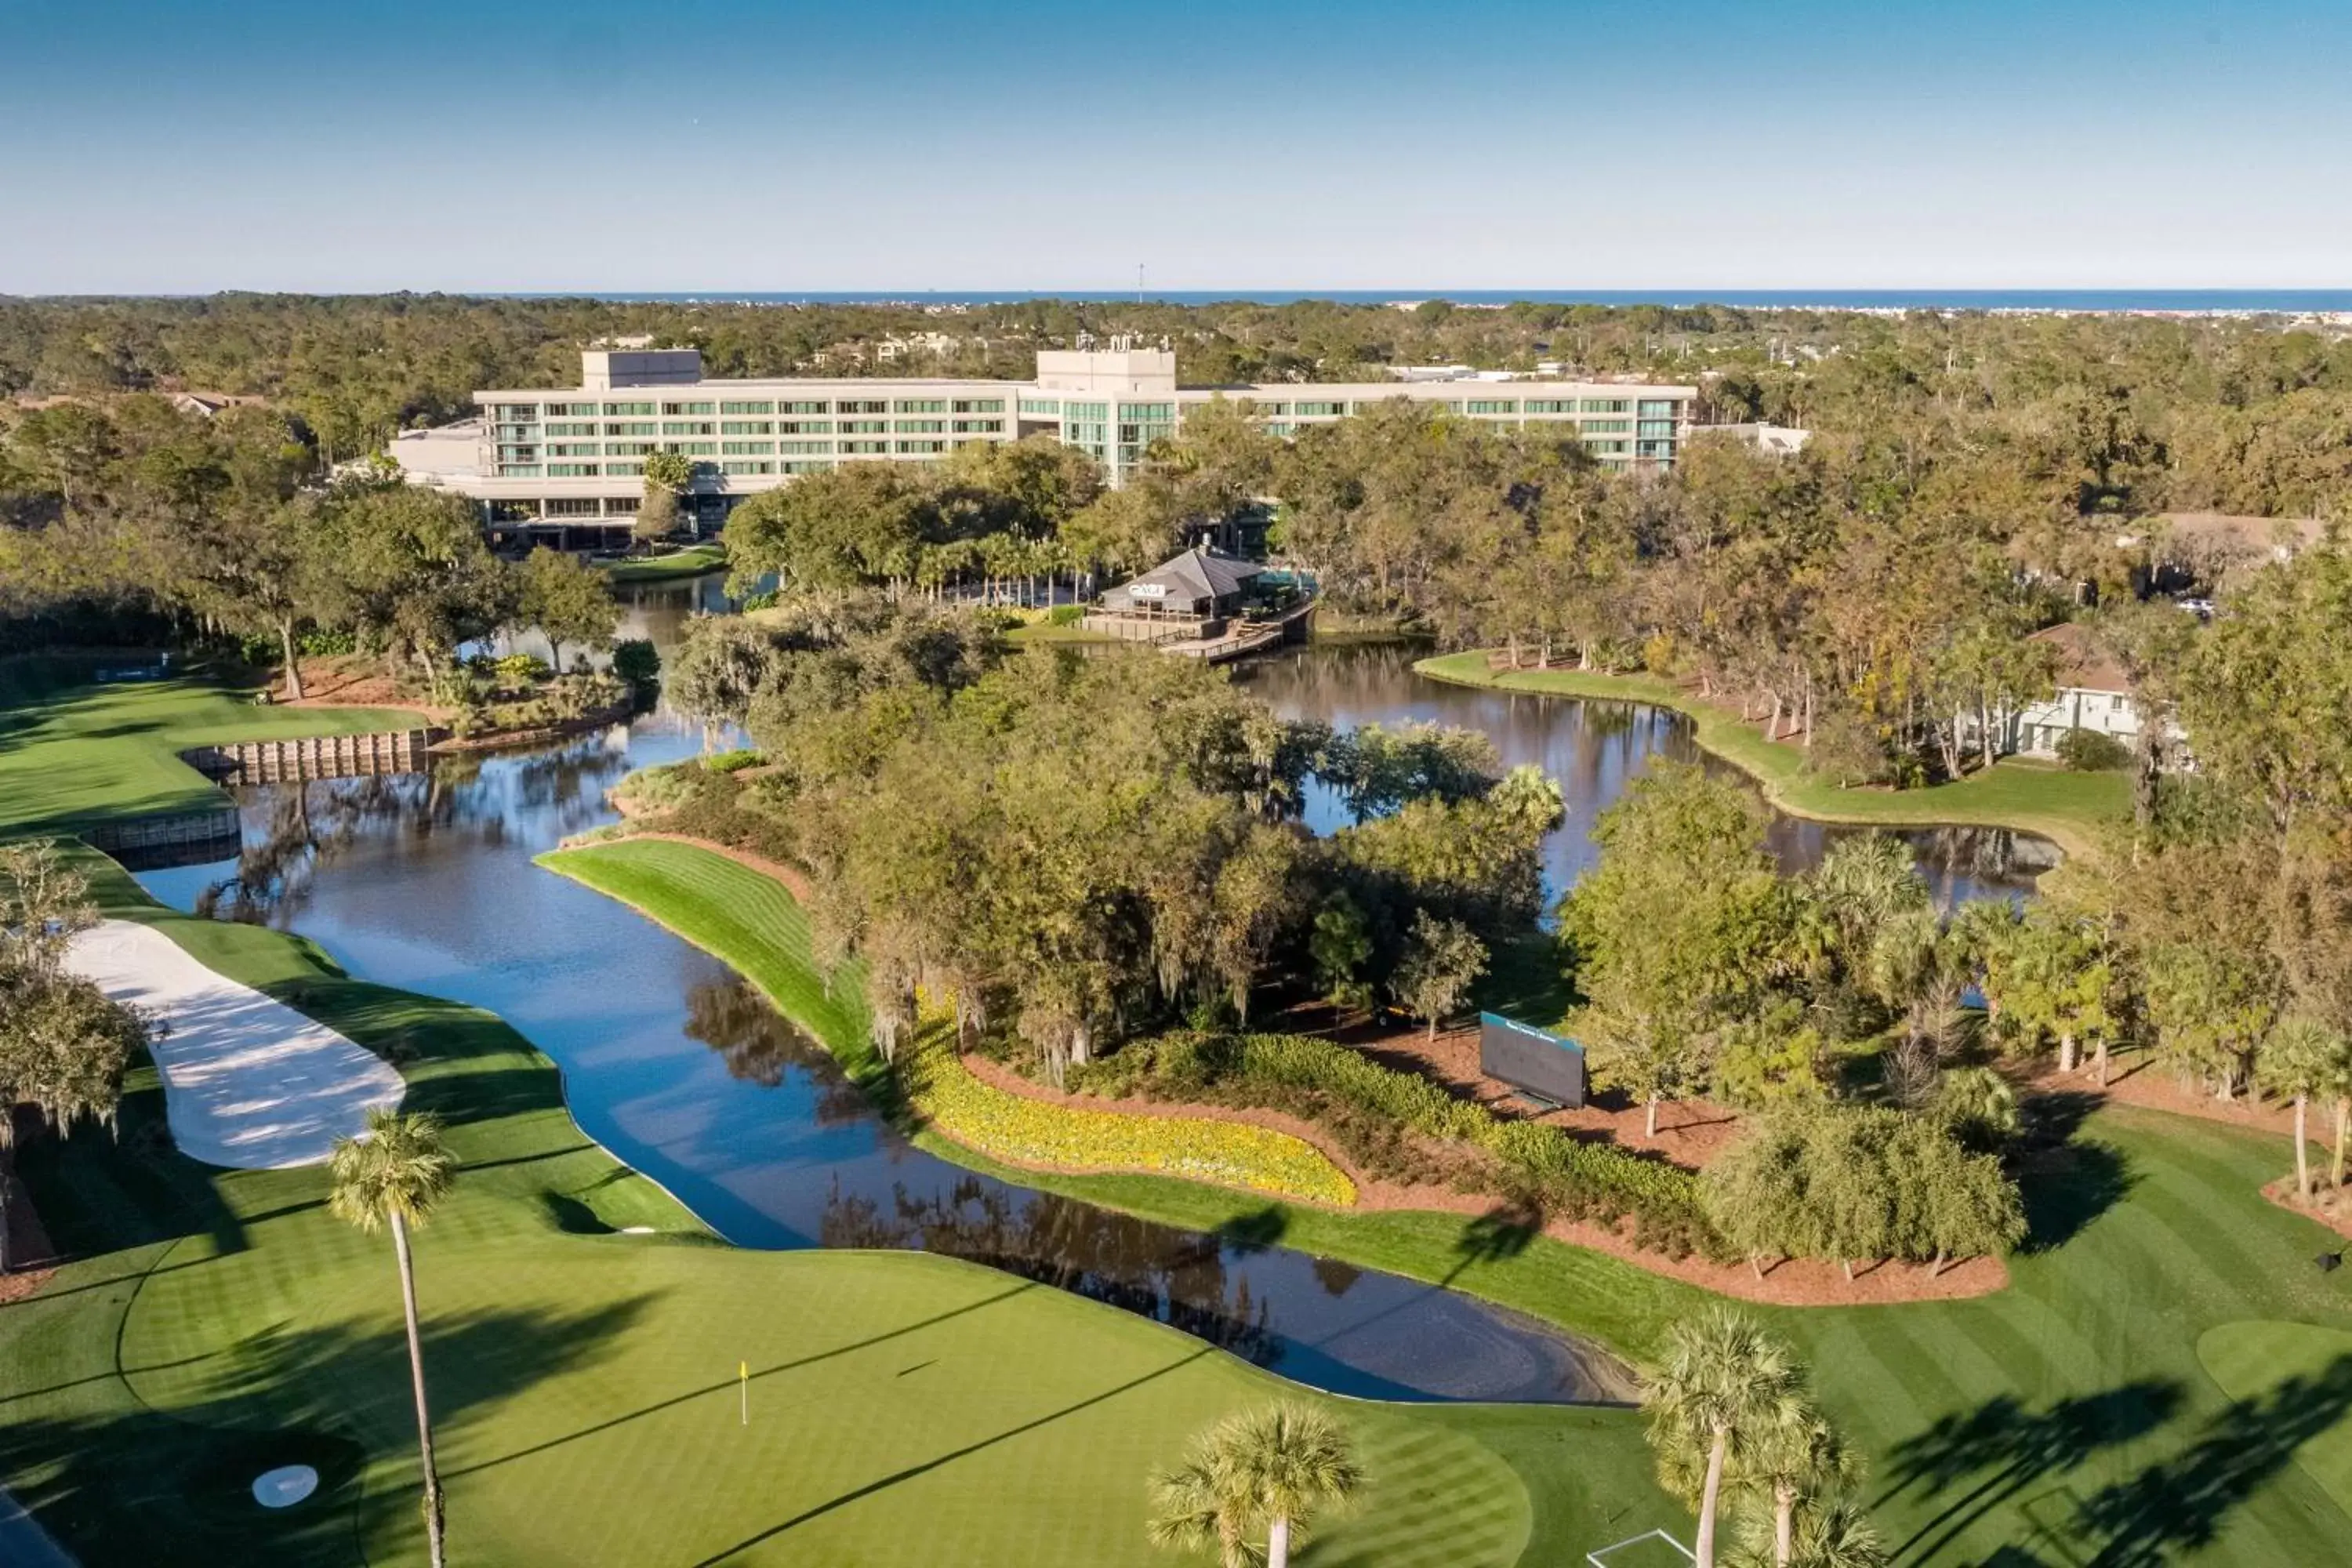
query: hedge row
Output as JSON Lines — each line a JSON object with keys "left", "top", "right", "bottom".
{"left": 899, "top": 1033, "right": 1359, "bottom": 1208}
{"left": 1075, "top": 1030, "right": 1721, "bottom": 1258}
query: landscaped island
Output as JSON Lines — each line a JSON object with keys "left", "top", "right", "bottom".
{"left": 2, "top": 848, "right": 1652, "bottom": 1566}
{"left": 6, "top": 296, "right": 2352, "bottom": 1566}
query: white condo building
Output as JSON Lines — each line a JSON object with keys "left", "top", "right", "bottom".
{"left": 390, "top": 346, "right": 1698, "bottom": 547}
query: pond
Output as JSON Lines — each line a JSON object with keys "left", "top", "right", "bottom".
{"left": 131, "top": 633, "right": 2053, "bottom": 1406}
{"left": 1240, "top": 643, "right": 2057, "bottom": 909}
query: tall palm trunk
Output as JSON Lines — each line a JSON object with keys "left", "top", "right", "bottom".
{"left": 391, "top": 1212, "right": 447, "bottom": 1568}
{"left": 1646, "top": 1094, "right": 1661, "bottom": 1140}
{"left": 2294, "top": 1094, "right": 2313, "bottom": 1203}
{"left": 1773, "top": 1479, "right": 1796, "bottom": 1567}
{"left": 2095, "top": 1036, "right": 2111, "bottom": 1087}
{"left": 2334, "top": 1098, "right": 2349, "bottom": 1190}
{"left": 1696, "top": 1426, "right": 1728, "bottom": 1568}
{"left": 2057, "top": 1031, "right": 2077, "bottom": 1075}
{"left": 1267, "top": 1515, "right": 1294, "bottom": 1568}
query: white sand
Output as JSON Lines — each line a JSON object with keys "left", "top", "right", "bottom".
{"left": 62, "top": 920, "right": 405, "bottom": 1170}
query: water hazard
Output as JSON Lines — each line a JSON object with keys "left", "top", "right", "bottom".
{"left": 132, "top": 634, "right": 2056, "bottom": 1403}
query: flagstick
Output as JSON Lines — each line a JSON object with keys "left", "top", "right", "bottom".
{"left": 739, "top": 1359, "right": 749, "bottom": 1427}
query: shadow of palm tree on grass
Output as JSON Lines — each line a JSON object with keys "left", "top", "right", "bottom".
{"left": 2075, "top": 1354, "right": 2352, "bottom": 1566}
{"left": 1879, "top": 1381, "right": 2182, "bottom": 1564}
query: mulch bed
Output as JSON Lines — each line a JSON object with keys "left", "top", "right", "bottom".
{"left": 2035, "top": 1057, "right": 2342, "bottom": 1149}
{"left": 961, "top": 1044, "right": 2006, "bottom": 1307}
{"left": 1269, "top": 1001, "right": 1744, "bottom": 1173}
{"left": 279, "top": 655, "right": 439, "bottom": 715}
{"left": 2262, "top": 1178, "right": 2352, "bottom": 1244}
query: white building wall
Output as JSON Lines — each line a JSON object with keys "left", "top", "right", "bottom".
{"left": 416, "top": 348, "right": 1700, "bottom": 541}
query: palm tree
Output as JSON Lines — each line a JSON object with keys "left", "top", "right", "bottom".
{"left": 1785, "top": 1500, "right": 1887, "bottom": 1568}
{"left": 1642, "top": 1308, "right": 1806, "bottom": 1568}
{"left": 2257, "top": 1015, "right": 2351, "bottom": 1203}
{"left": 329, "top": 1108, "right": 456, "bottom": 1568}
{"left": 1737, "top": 1398, "right": 1861, "bottom": 1568}
{"left": 1732, "top": 1496, "right": 1888, "bottom": 1568}
{"left": 1147, "top": 1453, "right": 1249, "bottom": 1568}
{"left": 1151, "top": 1404, "right": 1363, "bottom": 1568}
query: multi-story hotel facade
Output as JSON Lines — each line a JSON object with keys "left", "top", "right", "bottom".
{"left": 390, "top": 345, "right": 1698, "bottom": 547}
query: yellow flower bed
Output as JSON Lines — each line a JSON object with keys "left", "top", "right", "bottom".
{"left": 900, "top": 1036, "right": 1358, "bottom": 1208}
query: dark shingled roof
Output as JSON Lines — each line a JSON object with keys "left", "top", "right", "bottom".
{"left": 1124, "top": 547, "right": 1261, "bottom": 603}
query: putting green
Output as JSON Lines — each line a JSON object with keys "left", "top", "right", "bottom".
{"left": 0, "top": 849, "right": 1681, "bottom": 1566}
{"left": 2198, "top": 1321, "right": 2352, "bottom": 1513}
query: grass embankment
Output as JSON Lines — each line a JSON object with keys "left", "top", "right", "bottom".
{"left": 1004, "top": 620, "right": 1118, "bottom": 644}
{"left": 0, "top": 849, "right": 1673, "bottom": 1566}
{"left": 535, "top": 840, "right": 1359, "bottom": 1206}
{"left": 597, "top": 542, "right": 727, "bottom": 583}
{"left": 0, "top": 656, "right": 423, "bottom": 838}
{"left": 1415, "top": 651, "right": 2130, "bottom": 858}
{"left": 556, "top": 836, "right": 2352, "bottom": 1564}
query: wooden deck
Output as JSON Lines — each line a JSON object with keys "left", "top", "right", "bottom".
{"left": 1160, "top": 600, "right": 1319, "bottom": 664}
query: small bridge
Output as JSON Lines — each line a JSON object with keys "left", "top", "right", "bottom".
{"left": 180, "top": 728, "right": 441, "bottom": 786}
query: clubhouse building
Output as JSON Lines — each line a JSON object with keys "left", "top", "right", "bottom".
{"left": 390, "top": 345, "right": 1698, "bottom": 549}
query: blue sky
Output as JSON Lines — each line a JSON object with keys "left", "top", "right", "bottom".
{"left": 2, "top": 0, "right": 2348, "bottom": 292}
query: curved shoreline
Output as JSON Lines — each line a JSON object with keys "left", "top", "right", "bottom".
{"left": 546, "top": 831, "right": 2010, "bottom": 1313}
{"left": 1412, "top": 650, "right": 2125, "bottom": 862}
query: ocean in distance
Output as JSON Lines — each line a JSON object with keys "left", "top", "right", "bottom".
{"left": 525, "top": 288, "right": 2352, "bottom": 314}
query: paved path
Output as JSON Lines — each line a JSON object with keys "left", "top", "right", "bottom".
{"left": 62, "top": 920, "right": 403, "bottom": 1169}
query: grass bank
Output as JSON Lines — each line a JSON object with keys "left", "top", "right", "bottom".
{"left": 536, "top": 840, "right": 1360, "bottom": 1204}
{"left": 553, "top": 834, "right": 2352, "bottom": 1564}
{"left": 0, "top": 849, "right": 1674, "bottom": 1566}
{"left": 0, "top": 656, "right": 424, "bottom": 838}
{"left": 1414, "top": 651, "right": 2129, "bottom": 858}
{"left": 597, "top": 542, "right": 726, "bottom": 583}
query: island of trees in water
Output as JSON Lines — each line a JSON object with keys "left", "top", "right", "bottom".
{"left": 5, "top": 294, "right": 2351, "bottom": 1287}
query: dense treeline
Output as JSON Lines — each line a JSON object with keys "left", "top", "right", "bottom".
{"left": 6, "top": 294, "right": 2352, "bottom": 510}
{"left": 1601, "top": 533, "right": 2352, "bottom": 1257}
{"left": 0, "top": 393, "right": 631, "bottom": 714}
{"left": 655, "top": 602, "right": 1563, "bottom": 1073}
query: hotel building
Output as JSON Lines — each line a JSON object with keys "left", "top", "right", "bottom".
{"left": 390, "top": 346, "right": 1698, "bottom": 547}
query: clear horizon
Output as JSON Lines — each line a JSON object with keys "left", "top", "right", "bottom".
{"left": 4, "top": 0, "right": 2350, "bottom": 295}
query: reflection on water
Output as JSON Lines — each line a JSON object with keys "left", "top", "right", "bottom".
{"left": 135, "top": 636, "right": 2056, "bottom": 1402}
{"left": 1240, "top": 643, "right": 2059, "bottom": 906}
{"left": 137, "top": 717, "right": 1627, "bottom": 1403}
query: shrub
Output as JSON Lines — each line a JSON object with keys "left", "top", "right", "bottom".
{"left": 2055, "top": 726, "right": 2132, "bottom": 771}
{"left": 1046, "top": 604, "right": 1086, "bottom": 626}
{"left": 1075, "top": 1029, "right": 1720, "bottom": 1258}
{"left": 297, "top": 628, "right": 358, "bottom": 657}
{"left": 1806, "top": 710, "right": 1893, "bottom": 786}
{"left": 706, "top": 749, "right": 767, "bottom": 774}
{"left": 611, "top": 637, "right": 660, "bottom": 687}
{"left": 614, "top": 758, "right": 707, "bottom": 811}
{"left": 492, "top": 652, "right": 554, "bottom": 689}
{"left": 902, "top": 1033, "right": 1357, "bottom": 1206}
